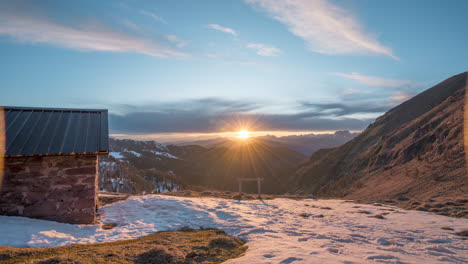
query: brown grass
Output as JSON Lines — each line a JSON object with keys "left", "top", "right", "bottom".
{"left": 0, "top": 229, "right": 246, "bottom": 264}
{"left": 441, "top": 226, "right": 454, "bottom": 231}
{"left": 161, "top": 190, "right": 313, "bottom": 201}
{"left": 357, "top": 210, "right": 372, "bottom": 214}
{"left": 208, "top": 236, "right": 242, "bottom": 249}
{"left": 369, "top": 214, "right": 386, "bottom": 219}
{"left": 99, "top": 194, "right": 130, "bottom": 206}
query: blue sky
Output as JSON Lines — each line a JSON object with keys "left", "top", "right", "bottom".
{"left": 0, "top": 0, "right": 467, "bottom": 141}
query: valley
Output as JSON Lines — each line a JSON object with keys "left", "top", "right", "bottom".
{"left": 99, "top": 133, "right": 354, "bottom": 195}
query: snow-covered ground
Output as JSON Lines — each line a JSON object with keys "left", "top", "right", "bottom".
{"left": 108, "top": 151, "right": 124, "bottom": 159}
{"left": 149, "top": 150, "right": 179, "bottom": 159}
{"left": 1, "top": 195, "right": 467, "bottom": 263}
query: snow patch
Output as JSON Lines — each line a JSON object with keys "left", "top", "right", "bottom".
{"left": 0, "top": 196, "right": 467, "bottom": 263}
{"left": 127, "top": 150, "right": 141, "bottom": 157}
{"left": 109, "top": 152, "right": 123, "bottom": 159}
{"left": 149, "top": 150, "right": 179, "bottom": 159}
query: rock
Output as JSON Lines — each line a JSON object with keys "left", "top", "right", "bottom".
{"left": 397, "top": 196, "right": 409, "bottom": 201}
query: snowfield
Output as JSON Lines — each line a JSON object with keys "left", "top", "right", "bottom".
{"left": 1, "top": 195, "right": 467, "bottom": 263}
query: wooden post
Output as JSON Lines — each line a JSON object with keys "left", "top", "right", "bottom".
{"left": 238, "top": 180, "right": 242, "bottom": 194}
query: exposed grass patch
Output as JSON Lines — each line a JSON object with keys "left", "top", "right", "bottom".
{"left": 101, "top": 223, "right": 117, "bottom": 230}
{"left": 208, "top": 236, "right": 242, "bottom": 249}
{"left": 298, "top": 213, "right": 310, "bottom": 218}
{"left": 441, "top": 227, "right": 454, "bottom": 231}
{"left": 36, "top": 258, "right": 84, "bottom": 264}
{"left": 456, "top": 230, "right": 468, "bottom": 237}
{"left": 135, "top": 246, "right": 183, "bottom": 264}
{"left": 162, "top": 190, "right": 312, "bottom": 201}
{"left": 357, "top": 210, "right": 372, "bottom": 214}
{"left": 369, "top": 214, "right": 386, "bottom": 219}
{"left": 99, "top": 193, "right": 130, "bottom": 206}
{"left": 0, "top": 229, "right": 246, "bottom": 264}
{"left": 319, "top": 207, "right": 332, "bottom": 210}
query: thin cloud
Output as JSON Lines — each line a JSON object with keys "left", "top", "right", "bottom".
{"left": 107, "top": 98, "right": 386, "bottom": 134}
{"left": 0, "top": 3, "right": 185, "bottom": 58}
{"left": 246, "top": 43, "right": 280, "bottom": 56}
{"left": 390, "top": 91, "right": 413, "bottom": 104}
{"left": 207, "top": 24, "right": 238, "bottom": 36}
{"left": 121, "top": 19, "right": 142, "bottom": 33}
{"left": 167, "top": 35, "right": 187, "bottom": 48}
{"left": 342, "top": 88, "right": 360, "bottom": 95}
{"left": 246, "top": 0, "right": 398, "bottom": 60}
{"left": 333, "top": 72, "right": 420, "bottom": 88}
{"left": 300, "top": 102, "right": 389, "bottom": 117}
{"left": 139, "top": 10, "right": 167, "bottom": 23}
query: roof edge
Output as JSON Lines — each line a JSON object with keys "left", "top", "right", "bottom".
{"left": 1, "top": 106, "right": 108, "bottom": 112}
{"left": 4, "top": 151, "right": 109, "bottom": 158}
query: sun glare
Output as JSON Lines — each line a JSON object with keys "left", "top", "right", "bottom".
{"left": 238, "top": 129, "right": 250, "bottom": 139}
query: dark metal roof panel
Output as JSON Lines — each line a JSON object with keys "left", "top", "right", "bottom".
{"left": 1, "top": 106, "right": 109, "bottom": 156}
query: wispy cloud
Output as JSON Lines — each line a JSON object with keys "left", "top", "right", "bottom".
{"left": 389, "top": 91, "right": 413, "bottom": 104}
{"left": 333, "top": 72, "right": 420, "bottom": 88}
{"left": 121, "top": 19, "right": 142, "bottom": 33}
{"left": 246, "top": 43, "right": 280, "bottom": 56}
{"left": 245, "top": 0, "right": 398, "bottom": 60}
{"left": 342, "top": 88, "right": 360, "bottom": 95}
{"left": 139, "top": 10, "right": 166, "bottom": 23}
{"left": 207, "top": 24, "right": 238, "bottom": 36}
{"left": 167, "top": 35, "right": 187, "bottom": 48}
{"left": 0, "top": 3, "right": 185, "bottom": 58}
{"left": 107, "top": 98, "right": 385, "bottom": 134}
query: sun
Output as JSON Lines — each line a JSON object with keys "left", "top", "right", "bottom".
{"left": 238, "top": 129, "right": 250, "bottom": 139}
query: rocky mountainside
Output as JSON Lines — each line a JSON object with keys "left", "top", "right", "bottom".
{"left": 293, "top": 72, "right": 467, "bottom": 204}
{"left": 99, "top": 139, "right": 194, "bottom": 194}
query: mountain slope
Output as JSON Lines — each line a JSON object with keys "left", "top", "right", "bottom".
{"left": 177, "top": 138, "right": 306, "bottom": 193}
{"left": 99, "top": 139, "right": 194, "bottom": 194}
{"left": 257, "top": 131, "right": 359, "bottom": 155}
{"left": 293, "top": 72, "right": 468, "bottom": 202}
{"left": 100, "top": 138, "right": 306, "bottom": 194}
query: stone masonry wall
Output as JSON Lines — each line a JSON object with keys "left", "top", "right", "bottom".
{"left": 0, "top": 155, "right": 98, "bottom": 224}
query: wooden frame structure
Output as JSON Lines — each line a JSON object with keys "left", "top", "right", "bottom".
{"left": 237, "top": 177, "right": 264, "bottom": 196}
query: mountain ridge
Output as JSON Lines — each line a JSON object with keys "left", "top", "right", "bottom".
{"left": 170, "top": 130, "right": 358, "bottom": 155}
{"left": 293, "top": 72, "right": 468, "bottom": 203}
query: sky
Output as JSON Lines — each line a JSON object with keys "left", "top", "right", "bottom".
{"left": 0, "top": 0, "right": 467, "bottom": 142}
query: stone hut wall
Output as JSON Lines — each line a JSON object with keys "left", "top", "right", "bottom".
{"left": 0, "top": 155, "right": 98, "bottom": 224}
